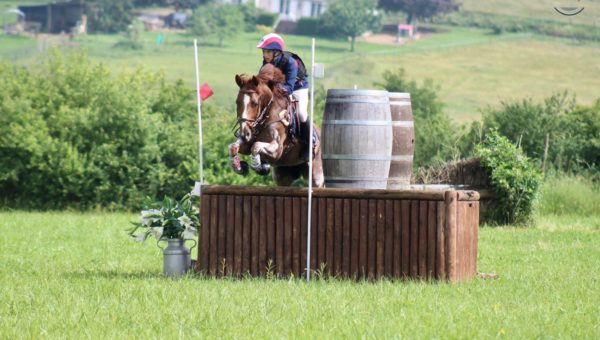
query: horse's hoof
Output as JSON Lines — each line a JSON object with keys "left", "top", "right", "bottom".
{"left": 237, "top": 161, "right": 249, "bottom": 176}
{"left": 256, "top": 164, "right": 270, "bottom": 176}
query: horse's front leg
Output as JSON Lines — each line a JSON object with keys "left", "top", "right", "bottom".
{"left": 228, "top": 137, "right": 250, "bottom": 176}
{"left": 250, "top": 129, "right": 282, "bottom": 176}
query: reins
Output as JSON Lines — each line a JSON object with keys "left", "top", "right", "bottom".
{"left": 234, "top": 90, "right": 288, "bottom": 140}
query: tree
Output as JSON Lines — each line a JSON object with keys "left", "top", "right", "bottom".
{"left": 482, "top": 92, "right": 575, "bottom": 164}
{"left": 86, "top": 0, "right": 135, "bottom": 33}
{"left": 378, "top": 0, "right": 460, "bottom": 24}
{"left": 376, "top": 69, "right": 459, "bottom": 167}
{"left": 320, "top": 0, "right": 381, "bottom": 52}
{"left": 560, "top": 99, "right": 600, "bottom": 171}
{"left": 190, "top": 3, "right": 244, "bottom": 47}
{"left": 133, "top": 0, "right": 208, "bottom": 9}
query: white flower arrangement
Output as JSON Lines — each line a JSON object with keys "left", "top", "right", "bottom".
{"left": 128, "top": 194, "right": 200, "bottom": 244}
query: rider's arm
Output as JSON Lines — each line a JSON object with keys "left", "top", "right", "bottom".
{"left": 281, "top": 55, "right": 298, "bottom": 95}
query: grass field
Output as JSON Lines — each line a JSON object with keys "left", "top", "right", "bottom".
{"left": 461, "top": 0, "right": 600, "bottom": 27}
{"left": 1, "top": 179, "right": 599, "bottom": 338}
{"left": 2, "top": 26, "right": 599, "bottom": 122}
{"left": 1, "top": 4, "right": 599, "bottom": 337}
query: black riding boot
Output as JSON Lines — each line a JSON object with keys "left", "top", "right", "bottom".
{"left": 300, "top": 121, "right": 311, "bottom": 161}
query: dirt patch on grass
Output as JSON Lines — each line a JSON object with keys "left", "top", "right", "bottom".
{"left": 356, "top": 32, "right": 432, "bottom": 45}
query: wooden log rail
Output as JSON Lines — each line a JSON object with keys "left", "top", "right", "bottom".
{"left": 196, "top": 185, "right": 479, "bottom": 282}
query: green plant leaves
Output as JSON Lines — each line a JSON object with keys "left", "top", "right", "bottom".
{"left": 475, "top": 130, "right": 542, "bottom": 225}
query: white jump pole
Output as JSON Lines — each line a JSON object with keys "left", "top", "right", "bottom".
{"left": 306, "top": 37, "right": 316, "bottom": 282}
{"left": 194, "top": 39, "right": 205, "bottom": 190}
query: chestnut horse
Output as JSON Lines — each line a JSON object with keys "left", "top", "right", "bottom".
{"left": 228, "top": 64, "right": 324, "bottom": 187}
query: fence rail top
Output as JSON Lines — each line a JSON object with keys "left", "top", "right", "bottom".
{"left": 201, "top": 185, "right": 480, "bottom": 201}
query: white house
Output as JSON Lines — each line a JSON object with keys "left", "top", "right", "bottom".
{"left": 222, "top": 0, "right": 329, "bottom": 21}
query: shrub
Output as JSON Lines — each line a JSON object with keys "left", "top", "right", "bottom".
{"left": 559, "top": 99, "right": 600, "bottom": 171}
{"left": 319, "top": 0, "right": 381, "bottom": 52}
{"left": 0, "top": 50, "right": 198, "bottom": 210}
{"left": 474, "top": 93, "right": 599, "bottom": 174}
{"left": 377, "top": 68, "right": 460, "bottom": 168}
{"left": 475, "top": 130, "right": 542, "bottom": 225}
{"left": 256, "top": 12, "right": 279, "bottom": 27}
{"left": 113, "top": 24, "right": 144, "bottom": 50}
{"left": 239, "top": 4, "right": 264, "bottom": 32}
{"left": 190, "top": 3, "right": 244, "bottom": 47}
{"left": 296, "top": 17, "right": 321, "bottom": 36}
{"left": 482, "top": 92, "right": 575, "bottom": 162}
{"left": 0, "top": 49, "right": 278, "bottom": 210}
{"left": 256, "top": 25, "right": 274, "bottom": 35}
{"left": 86, "top": 0, "right": 135, "bottom": 34}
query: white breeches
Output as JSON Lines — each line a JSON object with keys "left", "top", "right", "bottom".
{"left": 292, "top": 88, "right": 308, "bottom": 123}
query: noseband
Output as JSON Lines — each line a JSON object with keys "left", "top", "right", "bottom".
{"left": 234, "top": 90, "right": 274, "bottom": 140}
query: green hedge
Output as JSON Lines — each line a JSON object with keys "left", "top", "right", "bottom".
{"left": 296, "top": 17, "right": 321, "bottom": 36}
{"left": 0, "top": 50, "right": 274, "bottom": 210}
{"left": 462, "top": 93, "right": 600, "bottom": 174}
{"left": 0, "top": 51, "right": 194, "bottom": 209}
{"left": 256, "top": 12, "right": 279, "bottom": 27}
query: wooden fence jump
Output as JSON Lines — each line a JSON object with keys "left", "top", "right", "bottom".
{"left": 196, "top": 185, "right": 479, "bottom": 282}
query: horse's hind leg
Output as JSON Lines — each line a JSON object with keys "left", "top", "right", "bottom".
{"left": 273, "top": 166, "right": 301, "bottom": 187}
{"left": 302, "top": 133, "right": 325, "bottom": 188}
{"left": 311, "top": 146, "right": 325, "bottom": 188}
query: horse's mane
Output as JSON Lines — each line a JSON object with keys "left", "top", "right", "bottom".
{"left": 236, "top": 64, "right": 289, "bottom": 109}
{"left": 257, "top": 64, "right": 288, "bottom": 99}
{"left": 257, "top": 64, "right": 285, "bottom": 84}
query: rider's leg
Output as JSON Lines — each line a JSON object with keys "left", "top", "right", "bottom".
{"left": 292, "top": 88, "right": 311, "bottom": 161}
{"left": 293, "top": 88, "right": 308, "bottom": 123}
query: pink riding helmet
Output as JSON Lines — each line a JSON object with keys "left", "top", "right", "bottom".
{"left": 257, "top": 33, "right": 285, "bottom": 51}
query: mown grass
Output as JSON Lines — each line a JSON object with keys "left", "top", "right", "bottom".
{"left": 1, "top": 177, "right": 599, "bottom": 338}
{"left": 2, "top": 24, "right": 599, "bottom": 122}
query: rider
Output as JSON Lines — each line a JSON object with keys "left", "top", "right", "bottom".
{"left": 257, "top": 33, "right": 312, "bottom": 160}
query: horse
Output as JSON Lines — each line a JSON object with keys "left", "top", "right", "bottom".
{"left": 228, "top": 64, "right": 324, "bottom": 187}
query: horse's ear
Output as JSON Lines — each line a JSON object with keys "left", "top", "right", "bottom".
{"left": 252, "top": 75, "right": 260, "bottom": 87}
{"left": 235, "top": 74, "right": 243, "bottom": 88}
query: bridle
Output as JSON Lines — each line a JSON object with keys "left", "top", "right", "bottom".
{"left": 233, "top": 89, "right": 282, "bottom": 140}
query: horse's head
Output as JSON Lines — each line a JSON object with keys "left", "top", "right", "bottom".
{"left": 235, "top": 65, "right": 284, "bottom": 143}
{"left": 234, "top": 74, "right": 266, "bottom": 142}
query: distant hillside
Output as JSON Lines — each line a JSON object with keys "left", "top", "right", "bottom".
{"left": 461, "top": 0, "right": 600, "bottom": 27}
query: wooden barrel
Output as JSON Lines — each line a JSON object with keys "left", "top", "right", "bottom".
{"left": 387, "top": 92, "right": 415, "bottom": 189}
{"left": 321, "top": 89, "right": 392, "bottom": 189}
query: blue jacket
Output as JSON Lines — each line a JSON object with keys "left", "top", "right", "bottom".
{"left": 262, "top": 53, "right": 308, "bottom": 95}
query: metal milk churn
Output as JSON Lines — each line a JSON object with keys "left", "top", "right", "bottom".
{"left": 158, "top": 238, "right": 196, "bottom": 277}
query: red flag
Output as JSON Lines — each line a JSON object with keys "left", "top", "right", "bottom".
{"left": 199, "top": 83, "right": 213, "bottom": 101}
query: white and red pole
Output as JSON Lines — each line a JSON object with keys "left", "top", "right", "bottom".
{"left": 193, "top": 39, "right": 205, "bottom": 195}
{"left": 306, "top": 37, "right": 316, "bottom": 281}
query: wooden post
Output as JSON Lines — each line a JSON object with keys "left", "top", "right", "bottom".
{"left": 435, "top": 201, "right": 446, "bottom": 280}
{"left": 444, "top": 191, "right": 458, "bottom": 282}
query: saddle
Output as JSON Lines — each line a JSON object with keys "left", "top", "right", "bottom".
{"left": 276, "top": 96, "right": 300, "bottom": 138}
{"left": 288, "top": 97, "right": 301, "bottom": 138}
{"left": 280, "top": 96, "right": 319, "bottom": 160}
